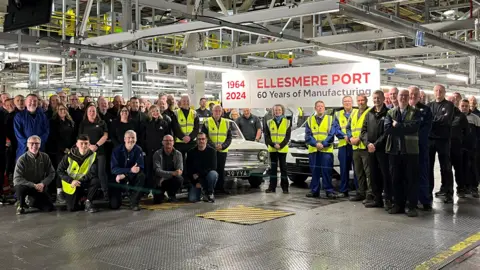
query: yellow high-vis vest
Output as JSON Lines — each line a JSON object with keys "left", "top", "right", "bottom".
{"left": 207, "top": 117, "right": 230, "bottom": 153}
{"left": 61, "top": 152, "right": 97, "bottom": 195}
{"left": 307, "top": 115, "right": 334, "bottom": 153}
{"left": 267, "top": 118, "right": 290, "bottom": 153}
{"left": 350, "top": 108, "right": 372, "bottom": 150}
{"left": 335, "top": 109, "right": 358, "bottom": 148}
{"left": 175, "top": 108, "right": 195, "bottom": 143}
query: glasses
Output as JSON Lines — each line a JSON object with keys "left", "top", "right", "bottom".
{"left": 28, "top": 142, "right": 40, "bottom": 145}
{"left": 197, "top": 138, "right": 206, "bottom": 141}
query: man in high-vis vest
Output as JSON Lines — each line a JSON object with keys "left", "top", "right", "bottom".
{"left": 335, "top": 96, "right": 358, "bottom": 198}
{"left": 264, "top": 104, "right": 292, "bottom": 194}
{"left": 346, "top": 94, "right": 372, "bottom": 203}
{"left": 202, "top": 105, "right": 232, "bottom": 194}
{"left": 57, "top": 134, "right": 100, "bottom": 213}
{"left": 306, "top": 101, "right": 342, "bottom": 198}
{"left": 173, "top": 95, "right": 199, "bottom": 156}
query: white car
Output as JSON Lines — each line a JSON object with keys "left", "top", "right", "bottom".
{"left": 286, "top": 121, "right": 341, "bottom": 184}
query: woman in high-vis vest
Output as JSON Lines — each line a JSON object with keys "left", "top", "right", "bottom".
{"left": 264, "top": 104, "right": 292, "bottom": 194}
{"left": 57, "top": 135, "right": 100, "bottom": 213}
{"left": 305, "top": 101, "right": 342, "bottom": 199}
{"left": 202, "top": 105, "right": 233, "bottom": 194}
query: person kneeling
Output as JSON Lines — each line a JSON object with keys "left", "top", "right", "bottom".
{"left": 152, "top": 135, "right": 183, "bottom": 203}
{"left": 111, "top": 130, "right": 146, "bottom": 211}
{"left": 57, "top": 135, "right": 100, "bottom": 213}
{"left": 14, "top": 135, "right": 55, "bottom": 215}
{"left": 187, "top": 132, "right": 218, "bottom": 203}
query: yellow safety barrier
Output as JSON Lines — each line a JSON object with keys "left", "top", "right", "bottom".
{"left": 196, "top": 205, "right": 294, "bottom": 225}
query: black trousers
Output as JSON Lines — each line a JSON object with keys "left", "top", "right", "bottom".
{"left": 369, "top": 151, "right": 390, "bottom": 201}
{"left": 145, "top": 148, "right": 161, "bottom": 189}
{"left": 15, "top": 185, "right": 54, "bottom": 210}
{"left": 389, "top": 154, "right": 419, "bottom": 209}
{"left": 215, "top": 152, "right": 227, "bottom": 191}
{"left": 47, "top": 152, "right": 65, "bottom": 194}
{"left": 269, "top": 152, "right": 288, "bottom": 191}
{"left": 64, "top": 177, "right": 101, "bottom": 211}
{"left": 153, "top": 176, "right": 183, "bottom": 203}
{"left": 110, "top": 172, "right": 146, "bottom": 209}
{"left": 0, "top": 148, "right": 5, "bottom": 187}
{"left": 464, "top": 150, "right": 479, "bottom": 192}
{"left": 451, "top": 140, "right": 464, "bottom": 191}
{"left": 429, "top": 139, "right": 453, "bottom": 195}
{"left": 6, "top": 143, "right": 16, "bottom": 175}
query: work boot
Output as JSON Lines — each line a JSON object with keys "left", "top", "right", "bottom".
{"left": 326, "top": 192, "right": 337, "bottom": 199}
{"left": 56, "top": 192, "right": 66, "bottom": 205}
{"left": 388, "top": 205, "right": 405, "bottom": 214}
{"left": 306, "top": 192, "right": 319, "bottom": 198}
{"left": 363, "top": 194, "right": 374, "bottom": 204}
{"left": 471, "top": 190, "right": 479, "bottom": 198}
{"left": 349, "top": 194, "right": 365, "bottom": 202}
{"left": 365, "top": 200, "right": 384, "bottom": 208}
{"left": 465, "top": 189, "right": 472, "bottom": 195}
{"left": 84, "top": 200, "right": 98, "bottom": 213}
{"left": 422, "top": 204, "right": 433, "bottom": 211}
{"left": 444, "top": 194, "right": 453, "bottom": 204}
{"left": 265, "top": 189, "right": 275, "bottom": 193}
{"left": 435, "top": 190, "right": 446, "bottom": 197}
{"left": 16, "top": 205, "right": 25, "bottom": 215}
{"left": 215, "top": 189, "right": 231, "bottom": 195}
{"left": 406, "top": 207, "right": 418, "bottom": 217}
{"left": 457, "top": 190, "right": 466, "bottom": 198}
{"left": 384, "top": 200, "right": 393, "bottom": 211}
{"left": 207, "top": 194, "right": 215, "bottom": 203}
{"left": 131, "top": 205, "right": 141, "bottom": 211}
{"left": 337, "top": 192, "right": 349, "bottom": 198}
{"left": 167, "top": 195, "right": 178, "bottom": 203}
{"left": 283, "top": 190, "right": 289, "bottom": 194}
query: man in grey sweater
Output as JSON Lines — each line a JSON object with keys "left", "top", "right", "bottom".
{"left": 14, "top": 135, "right": 55, "bottom": 215}
{"left": 152, "top": 135, "right": 183, "bottom": 203}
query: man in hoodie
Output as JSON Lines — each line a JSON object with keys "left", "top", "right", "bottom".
{"left": 459, "top": 99, "right": 480, "bottom": 198}
{"left": 57, "top": 135, "right": 100, "bottom": 212}
{"left": 360, "top": 90, "right": 389, "bottom": 209}
{"left": 110, "top": 130, "right": 145, "bottom": 211}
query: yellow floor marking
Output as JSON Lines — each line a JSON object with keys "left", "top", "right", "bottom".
{"left": 415, "top": 232, "right": 480, "bottom": 270}
{"left": 196, "top": 205, "right": 294, "bottom": 225}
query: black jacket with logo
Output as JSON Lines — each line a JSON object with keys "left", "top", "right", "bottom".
{"left": 360, "top": 104, "right": 389, "bottom": 152}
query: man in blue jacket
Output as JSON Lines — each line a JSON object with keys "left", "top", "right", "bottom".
{"left": 110, "top": 130, "right": 145, "bottom": 211}
{"left": 14, "top": 94, "right": 49, "bottom": 160}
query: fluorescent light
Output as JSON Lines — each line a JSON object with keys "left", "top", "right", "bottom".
{"left": 187, "top": 64, "right": 239, "bottom": 73}
{"left": 204, "top": 94, "right": 214, "bottom": 98}
{"left": 446, "top": 73, "right": 468, "bottom": 82}
{"left": 423, "top": 90, "right": 434, "bottom": 94}
{"left": 8, "top": 52, "right": 62, "bottom": 62}
{"left": 317, "top": 50, "right": 376, "bottom": 62}
{"left": 205, "top": 81, "right": 222, "bottom": 86}
{"left": 39, "top": 80, "right": 61, "bottom": 85}
{"left": 13, "top": 82, "right": 29, "bottom": 88}
{"left": 140, "top": 95, "right": 158, "bottom": 99}
{"left": 145, "top": 75, "right": 187, "bottom": 83}
{"left": 395, "top": 63, "right": 436, "bottom": 74}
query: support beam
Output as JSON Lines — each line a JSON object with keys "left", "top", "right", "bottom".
{"left": 189, "top": 19, "right": 474, "bottom": 58}
{"left": 470, "top": 56, "right": 477, "bottom": 85}
{"left": 79, "top": 0, "right": 95, "bottom": 37}
{"left": 122, "top": 0, "right": 133, "bottom": 100}
{"left": 83, "top": 0, "right": 339, "bottom": 45}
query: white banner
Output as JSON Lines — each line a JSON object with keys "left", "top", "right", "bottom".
{"left": 222, "top": 62, "right": 380, "bottom": 108}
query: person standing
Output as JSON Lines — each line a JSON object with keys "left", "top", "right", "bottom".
{"left": 186, "top": 132, "right": 218, "bottom": 202}
{"left": 264, "top": 104, "right": 292, "bottom": 194}
{"left": 360, "top": 90, "right": 390, "bottom": 209}
{"left": 384, "top": 89, "right": 421, "bottom": 217}
{"left": 305, "top": 101, "right": 341, "bottom": 198}
{"left": 427, "top": 84, "right": 455, "bottom": 203}
{"left": 335, "top": 96, "right": 357, "bottom": 198}
{"left": 110, "top": 106, "right": 135, "bottom": 148}
{"left": 78, "top": 103, "right": 109, "bottom": 200}
{"left": 196, "top": 97, "right": 211, "bottom": 118}
{"left": 14, "top": 94, "right": 50, "bottom": 160}
{"left": 387, "top": 87, "right": 399, "bottom": 109}
{"left": 129, "top": 97, "right": 147, "bottom": 148}
{"left": 459, "top": 99, "right": 480, "bottom": 198}
{"left": 408, "top": 86, "right": 433, "bottom": 211}
{"left": 13, "top": 135, "right": 55, "bottom": 215}
{"left": 237, "top": 108, "right": 262, "bottom": 142}
{"left": 107, "top": 95, "right": 123, "bottom": 117}
{"left": 5, "top": 98, "right": 18, "bottom": 181}
{"left": 173, "top": 95, "right": 199, "bottom": 156}
{"left": 202, "top": 105, "right": 233, "bottom": 194}
{"left": 46, "top": 95, "right": 60, "bottom": 119}
{"left": 347, "top": 94, "right": 372, "bottom": 203}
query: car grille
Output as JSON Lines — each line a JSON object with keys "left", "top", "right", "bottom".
{"left": 287, "top": 163, "right": 311, "bottom": 174}
{"left": 289, "top": 141, "right": 307, "bottom": 149}
{"left": 227, "top": 151, "right": 262, "bottom": 163}
{"left": 291, "top": 153, "right": 309, "bottom": 158}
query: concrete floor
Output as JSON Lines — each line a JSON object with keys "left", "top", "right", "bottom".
{"left": 0, "top": 163, "right": 479, "bottom": 270}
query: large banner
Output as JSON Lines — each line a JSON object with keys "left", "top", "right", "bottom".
{"left": 221, "top": 62, "right": 380, "bottom": 108}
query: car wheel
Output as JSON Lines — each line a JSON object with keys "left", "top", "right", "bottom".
{"left": 248, "top": 176, "right": 264, "bottom": 188}
{"left": 288, "top": 174, "right": 308, "bottom": 184}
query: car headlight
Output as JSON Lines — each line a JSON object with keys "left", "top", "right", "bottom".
{"left": 258, "top": 150, "right": 268, "bottom": 162}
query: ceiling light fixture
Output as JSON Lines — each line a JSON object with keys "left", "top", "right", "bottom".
{"left": 446, "top": 73, "right": 468, "bottom": 82}
{"left": 8, "top": 52, "right": 62, "bottom": 62}
{"left": 187, "top": 64, "right": 239, "bottom": 73}
{"left": 395, "top": 63, "right": 436, "bottom": 74}
{"left": 317, "top": 50, "right": 376, "bottom": 63}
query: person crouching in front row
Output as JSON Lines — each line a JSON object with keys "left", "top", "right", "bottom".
{"left": 152, "top": 135, "right": 183, "bottom": 203}
{"left": 57, "top": 134, "right": 101, "bottom": 213}
{"left": 110, "top": 130, "right": 146, "bottom": 211}
{"left": 186, "top": 132, "right": 218, "bottom": 203}
{"left": 13, "top": 135, "right": 55, "bottom": 215}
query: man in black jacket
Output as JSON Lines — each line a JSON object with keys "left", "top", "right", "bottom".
{"left": 129, "top": 97, "right": 148, "bottom": 149}
{"left": 360, "top": 90, "right": 389, "bottom": 209}
{"left": 428, "top": 84, "right": 455, "bottom": 203}
{"left": 460, "top": 99, "right": 480, "bottom": 198}
{"left": 186, "top": 132, "right": 218, "bottom": 202}
{"left": 447, "top": 95, "right": 469, "bottom": 198}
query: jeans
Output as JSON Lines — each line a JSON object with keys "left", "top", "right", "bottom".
{"left": 188, "top": 171, "right": 218, "bottom": 202}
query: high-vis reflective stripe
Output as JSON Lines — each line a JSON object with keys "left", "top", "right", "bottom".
{"left": 62, "top": 152, "right": 97, "bottom": 195}
{"left": 350, "top": 108, "right": 372, "bottom": 150}
{"left": 175, "top": 108, "right": 195, "bottom": 143}
{"left": 267, "top": 118, "right": 290, "bottom": 153}
{"left": 307, "top": 115, "right": 334, "bottom": 153}
{"left": 336, "top": 109, "right": 358, "bottom": 147}
{"left": 207, "top": 117, "right": 230, "bottom": 153}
